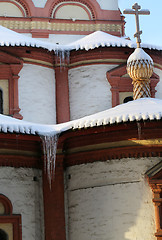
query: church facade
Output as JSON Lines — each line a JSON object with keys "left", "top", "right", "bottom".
{"left": 0, "top": 1, "right": 161, "bottom": 240}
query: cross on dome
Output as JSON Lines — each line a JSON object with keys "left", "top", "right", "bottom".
{"left": 123, "top": 3, "right": 150, "bottom": 48}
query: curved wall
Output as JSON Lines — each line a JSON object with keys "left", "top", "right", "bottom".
{"left": 19, "top": 64, "right": 56, "bottom": 124}
{"left": 68, "top": 64, "right": 118, "bottom": 120}
{"left": 154, "top": 67, "right": 162, "bottom": 99}
{"left": 66, "top": 157, "right": 159, "bottom": 240}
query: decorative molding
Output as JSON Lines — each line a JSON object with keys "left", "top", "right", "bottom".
{"left": 0, "top": 51, "right": 23, "bottom": 119}
{"left": 0, "top": 194, "right": 22, "bottom": 240}
{"left": 0, "top": 18, "right": 122, "bottom": 35}
{"left": 0, "top": 214, "right": 22, "bottom": 240}
{"left": 10, "top": 0, "right": 31, "bottom": 16}
{"left": 52, "top": 2, "right": 93, "bottom": 20}
{"left": 147, "top": 162, "right": 162, "bottom": 240}
{"left": 0, "top": 194, "right": 13, "bottom": 215}
{"left": 0, "top": 133, "right": 42, "bottom": 168}
{"left": 22, "top": 58, "right": 54, "bottom": 67}
{"left": 55, "top": 120, "right": 162, "bottom": 166}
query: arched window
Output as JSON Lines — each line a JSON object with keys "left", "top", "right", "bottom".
{"left": 50, "top": 0, "right": 96, "bottom": 20}
{"left": 0, "top": 89, "right": 3, "bottom": 114}
{"left": 0, "top": 0, "right": 31, "bottom": 17}
{"left": 0, "top": 194, "right": 22, "bottom": 240}
{"left": 0, "top": 229, "right": 8, "bottom": 240}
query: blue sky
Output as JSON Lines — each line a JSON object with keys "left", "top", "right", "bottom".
{"left": 118, "top": 0, "right": 162, "bottom": 46}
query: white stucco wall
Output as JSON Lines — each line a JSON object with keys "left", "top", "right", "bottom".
{"left": 36, "top": 34, "right": 86, "bottom": 45}
{"left": 68, "top": 64, "right": 117, "bottom": 120}
{"left": 154, "top": 67, "right": 162, "bottom": 99}
{"left": 97, "top": 0, "right": 119, "bottom": 10}
{"left": 55, "top": 5, "right": 90, "bottom": 20}
{"left": 66, "top": 157, "right": 160, "bottom": 240}
{"left": 19, "top": 64, "right": 56, "bottom": 124}
{"left": 0, "top": 2, "right": 24, "bottom": 17}
{"left": 0, "top": 167, "right": 44, "bottom": 240}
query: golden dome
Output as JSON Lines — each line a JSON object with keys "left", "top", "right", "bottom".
{"left": 127, "top": 48, "right": 154, "bottom": 81}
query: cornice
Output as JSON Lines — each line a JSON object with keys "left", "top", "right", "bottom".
{"left": 0, "top": 133, "right": 42, "bottom": 168}
{"left": 57, "top": 120, "right": 162, "bottom": 167}
{"left": 0, "top": 18, "right": 122, "bottom": 36}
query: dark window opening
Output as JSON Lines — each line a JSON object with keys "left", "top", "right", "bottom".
{"left": 123, "top": 96, "right": 133, "bottom": 103}
{"left": 0, "top": 229, "right": 8, "bottom": 240}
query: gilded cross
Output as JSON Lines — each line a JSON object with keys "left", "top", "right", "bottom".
{"left": 123, "top": 3, "right": 150, "bottom": 48}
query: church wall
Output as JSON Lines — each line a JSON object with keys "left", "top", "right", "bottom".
{"left": 0, "top": 2, "right": 24, "bottom": 17}
{"left": 0, "top": 167, "right": 44, "bottom": 240}
{"left": 19, "top": 64, "right": 56, "bottom": 124}
{"left": 66, "top": 157, "right": 160, "bottom": 240}
{"left": 36, "top": 34, "right": 86, "bottom": 44}
{"left": 68, "top": 64, "right": 117, "bottom": 120}
{"left": 154, "top": 67, "right": 162, "bottom": 99}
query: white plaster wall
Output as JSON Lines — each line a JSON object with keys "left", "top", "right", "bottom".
{"left": 66, "top": 157, "right": 160, "bottom": 240}
{"left": 0, "top": 167, "right": 44, "bottom": 240}
{"left": 19, "top": 64, "right": 56, "bottom": 124}
{"left": 0, "top": 2, "right": 24, "bottom": 17}
{"left": 55, "top": 5, "right": 90, "bottom": 20}
{"left": 68, "top": 64, "right": 117, "bottom": 120}
{"left": 154, "top": 67, "right": 162, "bottom": 99}
{"left": 36, "top": 34, "right": 86, "bottom": 45}
{"left": 32, "top": 0, "right": 47, "bottom": 8}
{"left": 97, "top": 0, "right": 119, "bottom": 10}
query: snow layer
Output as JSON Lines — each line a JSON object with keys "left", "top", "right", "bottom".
{"left": 0, "top": 98, "right": 162, "bottom": 136}
{"left": 0, "top": 26, "right": 161, "bottom": 52}
{"left": 127, "top": 48, "right": 153, "bottom": 63}
{"left": 0, "top": 25, "right": 66, "bottom": 51}
{"left": 67, "top": 31, "right": 162, "bottom": 51}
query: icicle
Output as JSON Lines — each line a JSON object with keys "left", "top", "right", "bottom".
{"left": 41, "top": 134, "right": 59, "bottom": 188}
{"left": 65, "top": 50, "right": 70, "bottom": 64}
{"left": 137, "top": 122, "right": 141, "bottom": 140}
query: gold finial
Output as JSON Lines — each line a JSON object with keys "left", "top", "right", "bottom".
{"left": 123, "top": 3, "right": 153, "bottom": 100}
{"left": 123, "top": 3, "right": 150, "bottom": 48}
{"left": 127, "top": 48, "right": 154, "bottom": 99}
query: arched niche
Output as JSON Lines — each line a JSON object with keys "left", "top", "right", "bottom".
{"left": 107, "top": 64, "right": 160, "bottom": 107}
{"left": 0, "top": 229, "right": 8, "bottom": 240}
{"left": 50, "top": 0, "right": 96, "bottom": 19}
{"left": 0, "top": 194, "right": 21, "bottom": 240}
{"left": 54, "top": 3, "right": 92, "bottom": 20}
{"left": 0, "top": 0, "right": 30, "bottom": 17}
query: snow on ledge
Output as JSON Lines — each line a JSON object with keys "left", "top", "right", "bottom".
{"left": 67, "top": 31, "right": 162, "bottom": 51}
{"left": 0, "top": 26, "right": 161, "bottom": 52}
{"left": 0, "top": 98, "right": 162, "bottom": 137}
{"left": 0, "top": 25, "right": 68, "bottom": 52}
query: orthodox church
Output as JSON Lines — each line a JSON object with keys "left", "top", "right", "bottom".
{"left": 0, "top": 1, "right": 161, "bottom": 240}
